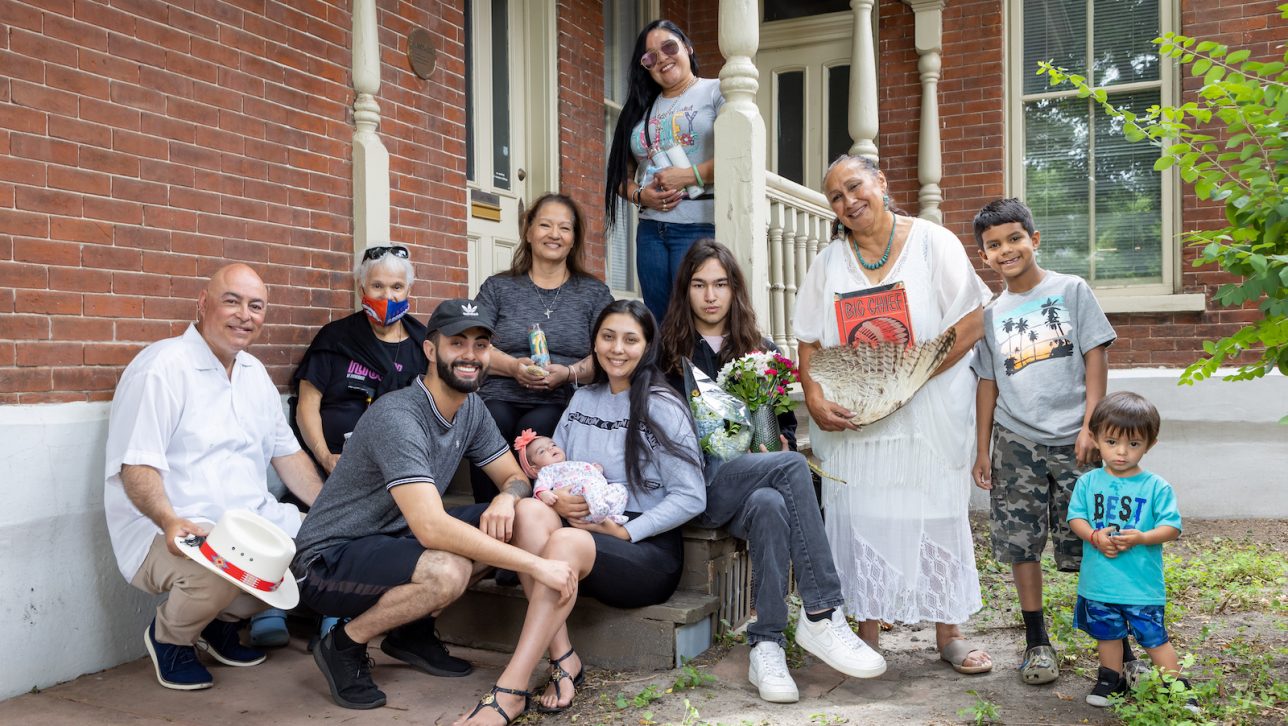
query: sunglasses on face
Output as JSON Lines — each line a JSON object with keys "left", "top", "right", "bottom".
{"left": 640, "top": 39, "right": 682, "bottom": 70}
{"left": 362, "top": 245, "right": 410, "bottom": 262}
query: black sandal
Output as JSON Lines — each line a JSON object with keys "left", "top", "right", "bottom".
{"left": 464, "top": 684, "right": 530, "bottom": 725}
{"left": 535, "top": 648, "right": 584, "bottom": 714}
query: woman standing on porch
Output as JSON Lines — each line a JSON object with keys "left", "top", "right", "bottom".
{"left": 605, "top": 19, "right": 722, "bottom": 323}
{"left": 794, "top": 154, "right": 995, "bottom": 674}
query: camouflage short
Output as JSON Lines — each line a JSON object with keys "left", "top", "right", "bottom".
{"left": 989, "top": 424, "right": 1083, "bottom": 571}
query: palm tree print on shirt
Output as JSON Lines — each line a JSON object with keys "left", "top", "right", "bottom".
{"left": 995, "top": 295, "right": 1076, "bottom": 375}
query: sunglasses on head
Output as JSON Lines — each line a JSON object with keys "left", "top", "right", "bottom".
{"left": 640, "top": 39, "right": 682, "bottom": 70}
{"left": 362, "top": 245, "right": 410, "bottom": 262}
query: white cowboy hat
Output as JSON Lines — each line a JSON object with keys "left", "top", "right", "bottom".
{"left": 175, "top": 509, "right": 299, "bottom": 610}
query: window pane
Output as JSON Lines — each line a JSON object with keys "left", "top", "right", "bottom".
{"left": 1025, "top": 95, "right": 1091, "bottom": 279}
{"left": 1022, "top": 0, "right": 1086, "bottom": 95}
{"left": 465, "top": 0, "right": 474, "bottom": 182}
{"left": 490, "top": 0, "right": 510, "bottom": 189}
{"left": 827, "top": 64, "right": 851, "bottom": 167}
{"left": 1094, "top": 89, "right": 1162, "bottom": 283}
{"left": 1093, "top": 0, "right": 1160, "bottom": 87}
{"left": 604, "top": 0, "right": 640, "bottom": 291}
{"left": 776, "top": 71, "right": 805, "bottom": 184}
{"left": 764, "top": 0, "right": 850, "bottom": 23}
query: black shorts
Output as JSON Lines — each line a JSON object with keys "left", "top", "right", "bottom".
{"left": 296, "top": 504, "right": 488, "bottom": 618}
{"left": 579, "top": 514, "right": 684, "bottom": 609}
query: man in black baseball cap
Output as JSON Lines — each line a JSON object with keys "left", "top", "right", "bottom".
{"left": 291, "top": 295, "right": 578, "bottom": 710}
{"left": 424, "top": 297, "right": 496, "bottom": 338}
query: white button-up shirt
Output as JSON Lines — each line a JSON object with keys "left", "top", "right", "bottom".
{"left": 104, "top": 324, "right": 302, "bottom": 582}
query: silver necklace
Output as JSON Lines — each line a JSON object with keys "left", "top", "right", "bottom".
{"left": 531, "top": 274, "right": 568, "bottom": 319}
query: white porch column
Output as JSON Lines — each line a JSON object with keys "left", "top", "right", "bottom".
{"left": 848, "top": 0, "right": 879, "bottom": 160}
{"left": 352, "top": 0, "right": 390, "bottom": 263}
{"left": 715, "top": 0, "right": 769, "bottom": 317}
{"left": 906, "top": 0, "right": 945, "bottom": 224}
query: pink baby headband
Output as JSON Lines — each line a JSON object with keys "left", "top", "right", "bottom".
{"left": 513, "top": 428, "right": 538, "bottom": 478}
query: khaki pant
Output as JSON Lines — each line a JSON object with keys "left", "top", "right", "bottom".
{"left": 131, "top": 535, "right": 267, "bottom": 646}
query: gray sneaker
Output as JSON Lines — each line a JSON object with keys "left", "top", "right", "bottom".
{"left": 748, "top": 642, "right": 799, "bottom": 703}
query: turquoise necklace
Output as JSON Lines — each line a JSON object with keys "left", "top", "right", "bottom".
{"left": 849, "top": 211, "right": 896, "bottom": 270}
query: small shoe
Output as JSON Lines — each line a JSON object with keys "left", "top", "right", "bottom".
{"left": 380, "top": 624, "right": 472, "bottom": 677}
{"left": 313, "top": 629, "right": 387, "bottom": 710}
{"left": 248, "top": 608, "right": 290, "bottom": 648}
{"left": 1122, "top": 658, "right": 1152, "bottom": 690}
{"left": 1085, "top": 666, "right": 1126, "bottom": 707}
{"left": 536, "top": 648, "right": 585, "bottom": 714}
{"left": 463, "top": 684, "right": 530, "bottom": 725}
{"left": 308, "top": 615, "right": 343, "bottom": 653}
{"left": 197, "top": 619, "right": 267, "bottom": 667}
{"left": 939, "top": 638, "right": 993, "bottom": 675}
{"left": 144, "top": 620, "right": 213, "bottom": 691}
{"left": 1019, "top": 644, "right": 1059, "bottom": 685}
{"left": 794, "top": 609, "right": 886, "bottom": 679}
{"left": 747, "top": 642, "right": 799, "bottom": 703}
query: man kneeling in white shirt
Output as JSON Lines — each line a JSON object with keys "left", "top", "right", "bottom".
{"left": 103, "top": 263, "right": 324, "bottom": 691}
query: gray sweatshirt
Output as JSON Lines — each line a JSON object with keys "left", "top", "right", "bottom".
{"left": 553, "top": 383, "right": 705, "bottom": 542}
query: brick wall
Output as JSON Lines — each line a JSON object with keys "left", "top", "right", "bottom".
{"left": 557, "top": 0, "right": 608, "bottom": 270}
{"left": 0, "top": 0, "right": 475, "bottom": 402}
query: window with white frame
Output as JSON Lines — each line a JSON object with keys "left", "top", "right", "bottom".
{"left": 1011, "top": 0, "right": 1176, "bottom": 292}
{"left": 603, "top": 1, "right": 652, "bottom": 293}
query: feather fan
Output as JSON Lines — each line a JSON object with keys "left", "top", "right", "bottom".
{"left": 807, "top": 327, "right": 956, "bottom": 428}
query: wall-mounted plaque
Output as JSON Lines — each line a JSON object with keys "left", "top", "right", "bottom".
{"left": 408, "top": 28, "right": 436, "bottom": 79}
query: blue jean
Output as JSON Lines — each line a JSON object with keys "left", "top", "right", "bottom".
{"left": 636, "top": 220, "right": 716, "bottom": 323}
{"left": 696, "top": 451, "right": 845, "bottom": 647}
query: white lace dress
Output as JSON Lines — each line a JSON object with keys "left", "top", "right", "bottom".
{"left": 793, "top": 218, "right": 992, "bottom": 625}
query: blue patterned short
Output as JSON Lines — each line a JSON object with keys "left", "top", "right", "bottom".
{"left": 1074, "top": 595, "right": 1169, "bottom": 648}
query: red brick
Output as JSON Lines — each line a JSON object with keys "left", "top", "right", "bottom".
{"left": 170, "top": 232, "right": 223, "bottom": 257}
{"left": 15, "top": 289, "right": 82, "bottom": 314}
{"left": 111, "top": 270, "right": 170, "bottom": 296}
{"left": 0, "top": 157, "right": 46, "bottom": 186}
{"left": 50, "top": 217, "right": 112, "bottom": 245}
{"left": 113, "top": 129, "right": 171, "bottom": 160}
{"left": 51, "top": 367, "right": 120, "bottom": 392}
{"left": 14, "top": 237, "right": 81, "bottom": 266}
{"left": 113, "top": 225, "right": 171, "bottom": 251}
{"left": 0, "top": 1, "right": 44, "bottom": 32}
{"left": 84, "top": 294, "right": 143, "bottom": 318}
{"left": 0, "top": 260, "right": 48, "bottom": 289}
{"left": 142, "top": 251, "right": 197, "bottom": 276}
{"left": 170, "top": 187, "right": 221, "bottom": 213}
{"left": 17, "top": 187, "right": 81, "bottom": 216}
{"left": 143, "top": 297, "right": 190, "bottom": 320}
{"left": 112, "top": 178, "right": 169, "bottom": 205}
{"left": 169, "top": 142, "right": 222, "bottom": 171}
{"left": 10, "top": 133, "right": 78, "bottom": 165}
{"left": 84, "top": 342, "right": 145, "bottom": 365}
{"left": 10, "top": 28, "right": 79, "bottom": 67}
{"left": 83, "top": 146, "right": 140, "bottom": 176}
{"left": 0, "top": 209, "right": 49, "bottom": 238}
{"left": 15, "top": 341, "right": 84, "bottom": 366}
{"left": 109, "top": 81, "right": 167, "bottom": 114}
{"left": 114, "top": 319, "right": 173, "bottom": 341}
{"left": 49, "top": 266, "right": 111, "bottom": 293}
{"left": 84, "top": 197, "right": 144, "bottom": 224}
{"left": 82, "top": 244, "right": 141, "bottom": 271}
{"left": 0, "top": 368, "right": 54, "bottom": 393}
{"left": 52, "top": 316, "right": 115, "bottom": 342}
{"left": 141, "top": 159, "right": 195, "bottom": 187}
{"left": 0, "top": 104, "right": 48, "bottom": 138}
{"left": 0, "top": 312, "right": 50, "bottom": 341}
{"left": 48, "top": 168, "right": 110, "bottom": 198}
{"left": 143, "top": 205, "right": 199, "bottom": 232}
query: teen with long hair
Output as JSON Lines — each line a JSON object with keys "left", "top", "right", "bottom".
{"left": 657, "top": 241, "right": 887, "bottom": 704}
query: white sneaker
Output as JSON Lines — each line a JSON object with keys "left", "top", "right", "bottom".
{"left": 748, "top": 642, "right": 799, "bottom": 703}
{"left": 794, "top": 609, "right": 886, "bottom": 679}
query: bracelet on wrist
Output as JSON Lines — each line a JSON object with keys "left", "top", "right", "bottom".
{"left": 692, "top": 164, "right": 704, "bottom": 188}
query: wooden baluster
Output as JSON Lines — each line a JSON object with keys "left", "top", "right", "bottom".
{"left": 767, "top": 200, "right": 788, "bottom": 350}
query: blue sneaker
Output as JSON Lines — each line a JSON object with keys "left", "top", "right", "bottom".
{"left": 196, "top": 619, "right": 267, "bottom": 667}
{"left": 249, "top": 608, "right": 291, "bottom": 648}
{"left": 144, "top": 620, "right": 213, "bottom": 690}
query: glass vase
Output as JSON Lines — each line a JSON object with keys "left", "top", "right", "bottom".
{"left": 748, "top": 405, "right": 783, "bottom": 453}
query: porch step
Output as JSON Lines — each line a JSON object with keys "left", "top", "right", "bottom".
{"left": 436, "top": 579, "right": 719, "bottom": 671}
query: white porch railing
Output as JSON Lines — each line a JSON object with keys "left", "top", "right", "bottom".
{"left": 764, "top": 172, "right": 832, "bottom": 360}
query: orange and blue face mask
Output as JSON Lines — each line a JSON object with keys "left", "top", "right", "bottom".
{"left": 362, "top": 295, "right": 409, "bottom": 326}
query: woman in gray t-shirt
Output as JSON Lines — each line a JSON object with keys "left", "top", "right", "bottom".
{"left": 469, "top": 193, "right": 614, "bottom": 503}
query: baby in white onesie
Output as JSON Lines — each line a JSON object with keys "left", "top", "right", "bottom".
{"left": 514, "top": 428, "right": 628, "bottom": 525}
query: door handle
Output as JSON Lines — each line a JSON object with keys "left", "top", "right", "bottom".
{"left": 517, "top": 168, "right": 526, "bottom": 181}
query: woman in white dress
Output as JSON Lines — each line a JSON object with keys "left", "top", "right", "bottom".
{"left": 793, "top": 154, "right": 994, "bottom": 673}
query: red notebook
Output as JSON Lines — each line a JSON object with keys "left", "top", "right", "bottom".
{"left": 834, "top": 282, "right": 915, "bottom": 348}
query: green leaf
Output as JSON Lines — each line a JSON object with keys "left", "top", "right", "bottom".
{"left": 1205, "top": 66, "right": 1227, "bottom": 85}
{"left": 1228, "top": 49, "right": 1252, "bottom": 64}
{"left": 1192, "top": 58, "right": 1212, "bottom": 75}
{"left": 1154, "top": 156, "right": 1176, "bottom": 171}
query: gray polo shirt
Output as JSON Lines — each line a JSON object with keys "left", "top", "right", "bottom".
{"left": 293, "top": 377, "right": 509, "bottom": 566}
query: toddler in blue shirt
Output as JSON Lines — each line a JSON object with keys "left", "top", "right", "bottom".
{"left": 1067, "top": 391, "right": 1198, "bottom": 713}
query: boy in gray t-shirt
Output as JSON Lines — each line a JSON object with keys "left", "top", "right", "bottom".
{"left": 969, "top": 199, "right": 1137, "bottom": 688}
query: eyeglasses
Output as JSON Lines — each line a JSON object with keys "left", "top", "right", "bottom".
{"left": 640, "top": 39, "right": 682, "bottom": 70}
{"left": 362, "top": 245, "right": 410, "bottom": 262}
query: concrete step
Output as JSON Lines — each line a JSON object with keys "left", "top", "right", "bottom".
{"left": 436, "top": 579, "right": 719, "bottom": 671}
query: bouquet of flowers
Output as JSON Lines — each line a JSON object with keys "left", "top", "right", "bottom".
{"left": 683, "top": 358, "right": 752, "bottom": 460}
{"left": 716, "top": 351, "right": 800, "bottom": 415}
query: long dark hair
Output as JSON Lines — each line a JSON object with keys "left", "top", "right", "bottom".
{"left": 505, "top": 193, "right": 589, "bottom": 278}
{"left": 658, "top": 239, "right": 763, "bottom": 376}
{"left": 603, "top": 19, "right": 700, "bottom": 228}
{"left": 590, "top": 299, "right": 699, "bottom": 492}
{"left": 823, "top": 153, "right": 910, "bottom": 240}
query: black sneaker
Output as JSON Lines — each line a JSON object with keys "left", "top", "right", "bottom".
{"left": 313, "top": 629, "right": 387, "bottom": 709}
{"left": 196, "top": 619, "right": 267, "bottom": 667}
{"left": 1086, "top": 666, "right": 1126, "bottom": 707}
{"left": 380, "top": 623, "right": 473, "bottom": 677}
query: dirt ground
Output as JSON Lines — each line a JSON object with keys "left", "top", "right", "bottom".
{"left": 532, "top": 516, "right": 1288, "bottom": 726}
